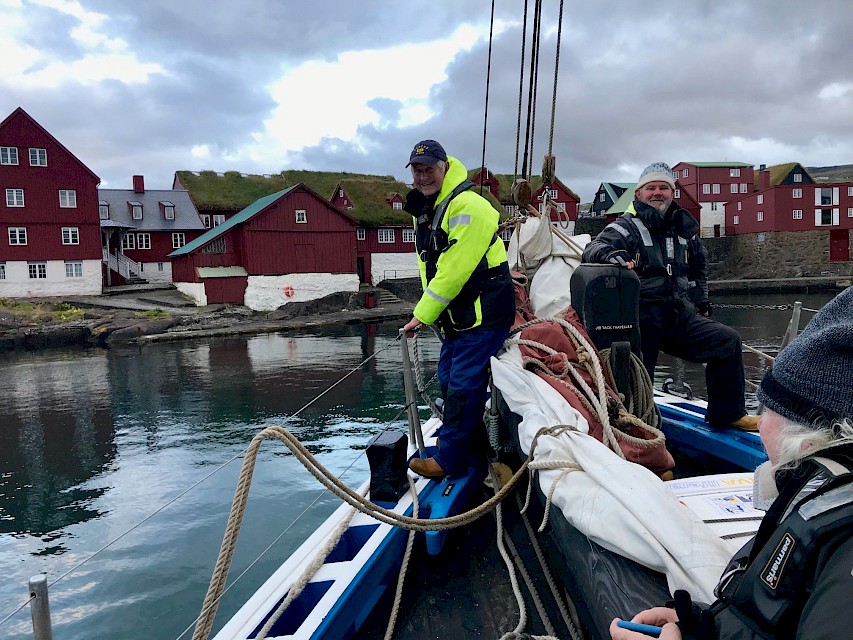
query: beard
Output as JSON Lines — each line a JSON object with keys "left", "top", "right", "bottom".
{"left": 648, "top": 197, "right": 672, "bottom": 213}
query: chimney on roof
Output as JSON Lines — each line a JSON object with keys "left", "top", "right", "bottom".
{"left": 758, "top": 165, "right": 770, "bottom": 191}
{"left": 133, "top": 175, "right": 145, "bottom": 193}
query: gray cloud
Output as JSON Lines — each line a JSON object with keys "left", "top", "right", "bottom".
{"left": 3, "top": 0, "right": 852, "bottom": 200}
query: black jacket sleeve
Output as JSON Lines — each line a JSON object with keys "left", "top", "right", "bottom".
{"left": 582, "top": 218, "right": 638, "bottom": 265}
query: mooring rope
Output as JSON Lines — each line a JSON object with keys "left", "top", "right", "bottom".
{"left": 384, "top": 476, "right": 419, "bottom": 640}
{"left": 192, "top": 424, "right": 567, "bottom": 640}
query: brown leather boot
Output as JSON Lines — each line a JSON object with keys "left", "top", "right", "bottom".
{"left": 730, "top": 414, "right": 760, "bottom": 432}
{"left": 409, "top": 457, "right": 447, "bottom": 479}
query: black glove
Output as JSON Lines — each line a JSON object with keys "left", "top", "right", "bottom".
{"left": 696, "top": 300, "right": 712, "bottom": 317}
{"left": 606, "top": 250, "right": 631, "bottom": 267}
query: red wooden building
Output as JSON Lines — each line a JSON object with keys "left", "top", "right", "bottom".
{"left": 727, "top": 163, "right": 853, "bottom": 261}
{"left": 170, "top": 184, "right": 357, "bottom": 307}
{"left": 0, "top": 107, "right": 102, "bottom": 296}
{"left": 672, "top": 161, "right": 754, "bottom": 237}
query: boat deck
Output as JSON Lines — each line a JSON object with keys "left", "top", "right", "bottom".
{"left": 355, "top": 486, "right": 575, "bottom": 639}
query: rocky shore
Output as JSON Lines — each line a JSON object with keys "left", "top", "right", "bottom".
{"left": 0, "top": 289, "right": 415, "bottom": 352}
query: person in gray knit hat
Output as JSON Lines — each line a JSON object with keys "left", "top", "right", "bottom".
{"left": 611, "top": 287, "right": 853, "bottom": 640}
{"left": 584, "top": 162, "right": 759, "bottom": 431}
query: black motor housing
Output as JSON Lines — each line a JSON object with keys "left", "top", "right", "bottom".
{"left": 366, "top": 431, "right": 409, "bottom": 506}
{"left": 570, "top": 264, "right": 641, "bottom": 357}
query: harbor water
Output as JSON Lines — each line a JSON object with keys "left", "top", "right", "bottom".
{"left": 0, "top": 291, "right": 838, "bottom": 639}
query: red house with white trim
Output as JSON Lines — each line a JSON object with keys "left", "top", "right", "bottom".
{"left": 672, "top": 161, "right": 754, "bottom": 237}
{"left": 169, "top": 183, "right": 358, "bottom": 309}
{"left": 0, "top": 107, "right": 102, "bottom": 296}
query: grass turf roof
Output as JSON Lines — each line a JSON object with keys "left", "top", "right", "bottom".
{"left": 176, "top": 169, "right": 506, "bottom": 225}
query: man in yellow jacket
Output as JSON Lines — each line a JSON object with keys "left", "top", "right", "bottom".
{"left": 402, "top": 140, "right": 515, "bottom": 478}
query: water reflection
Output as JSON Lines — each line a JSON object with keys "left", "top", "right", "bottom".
{"left": 0, "top": 351, "right": 114, "bottom": 539}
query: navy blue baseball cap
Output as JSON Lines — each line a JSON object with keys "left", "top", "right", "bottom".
{"left": 406, "top": 139, "right": 447, "bottom": 167}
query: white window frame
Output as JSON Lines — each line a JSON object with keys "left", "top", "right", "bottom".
{"left": 402, "top": 228, "right": 416, "bottom": 243}
{"left": 712, "top": 183, "right": 720, "bottom": 194}
{"left": 792, "top": 188, "right": 802, "bottom": 199}
{"left": 200, "top": 214, "right": 211, "bottom": 228}
{"left": 710, "top": 202, "right": 718, "bottom": 211}
{"left": 8, "top": 227, "right": 27, "bottom": 245}
{"left": 682, "top": 168, "right": 689, "bottom": 178}
{"left": 59, "top": 190, "right": 77, "bottom": 208}
{"left": 733, "top": 215, "right": 739, "bottom": 225}
{"left": 131, "top": 202, "right": 143, "bottom": 219}
{"left": 793, "top": 173, "right": 802, "bottom": 183}
{"left": 357, "top": 227, "right": 366, "bottom": 241}
{"left": 61, "top": 227, "right": 79, "bottom": 245}
{"left": 172, "top": 233, "right": 186, "bottom": 248}
{"left": 848, "top": 207, "right": 853, "bottom": 218}
{"left": 29, "top": 148, "right": 47, "bottom": 166}
{"left": 28, "top": 261, "right": 47, "bottom": 279}
{"left": 730, "top": 183, "right": 738, "bottom": 194}
{"left": 295, "top": 209, "right": 307, "bottom": 224}
{"left": 793, "top": 209, "right": 803, "bottom": 219}
{"left": 500, "top": 227, "right": 513, "bottom": 241}
{"left": 730, "top": 168, "right": 741, "bottom": 177}
{"left": 162, "top": 202, "right": 175, "bottom": 219}
{"left": 702, "top": 184, "right": 710, "bottom": 194}
{"left": 137, "top": 233, "right": 151, "bottom": 249}
{"left": 814, "top": 208, "right": 839, "bottom": 226}
{"left": 674, "top": 189, "right": 681, "bottom": 199}
{"left": 599, "top": 193, "right": 605, "bottom": 202}
{"left": 740, "top": 183, "right": 748, "bottom": 193}
{"left": 556, "top": 202, "right": 566, "bottom": 212}
{"left": 504, "top": 204, "right": 515, "bottom": 214}
{"left": 392, "top": 201, "right": 402, "bottom": 210}
{"left": 65, "top": 261, "right": 83, "bottom": 278}
{"left": 0, "top": 146, "right": 18, "bottom": 165}
{"left": 848, "top": 187, "right": 853, "bottom": 196}
{"left": 122, "top": 233, "right": 136, "bottom": 250}
{"left": 378, "top": 228, "right": 395, "bottom": 244}
{"left": 757, "top": 194, "right": 764, "bottom": 205}
{"left": 671, "top": 171, "right": 679, "bottom": 181}
{"left": 212, "top": 214, "right": 225, "bottom": 226}
{"left": 0, "top": 262, "right": 5, "bottom": 279}
{"left": 6, "top": 188, "right": 24, "bottom": 207}
{"left": 548, "top": 189, "right": 558, "bottom": 198}
{"left": 757, "top": 211, "right": 764, "bottom": 222}
{"left": 99, "top": 202, "right": 110, "bottom": 219}
{"left": 737, "top": 202, "right": 742, "bottom": 211}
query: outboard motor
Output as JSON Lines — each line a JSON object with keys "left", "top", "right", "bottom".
{"left": 570, "top": 264, "right": 641, "bottom": 401}
{"left": 570, "top": 264, "right": 641, "bottom": 355}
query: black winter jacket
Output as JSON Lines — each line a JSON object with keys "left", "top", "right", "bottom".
{"left": 680, "top": 444, "right": 853, "bottom": 640}
{"left": 582, "top": 200, "right": 708, "bottom": 307}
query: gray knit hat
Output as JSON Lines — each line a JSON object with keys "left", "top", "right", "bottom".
{"left": 636, "top": 162, "right": 676, "bottom": 190}
{"left": 757, "top": 287, "right": 853, "bottom": 426}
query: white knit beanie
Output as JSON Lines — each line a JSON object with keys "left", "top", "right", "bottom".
{"left": 636, "top": 162, "right": 676, "bottom": 190}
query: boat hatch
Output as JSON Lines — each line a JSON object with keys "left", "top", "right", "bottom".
{"left": 249, "top": 580, "right": 333, "bottom": 638}
{"left": 325, "top": 524, "right": 380, "bottom": 563}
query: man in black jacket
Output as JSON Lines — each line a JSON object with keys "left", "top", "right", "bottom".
{"left": 582, "top": 162, "right": 757, "bottom": 431}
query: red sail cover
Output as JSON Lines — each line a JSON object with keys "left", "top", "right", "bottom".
{"left": 511, "top": 275, "right": 674, "bottom": 475}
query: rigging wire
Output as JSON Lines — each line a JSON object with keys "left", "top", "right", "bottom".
{"left": 479, "top": 0, "right": 497, "bottom": 197}
{"left": 547, "top": 0, "right": 565, "bottom": 157}
{"left": 514, "top": 0, "right": 530, "bottom": 181}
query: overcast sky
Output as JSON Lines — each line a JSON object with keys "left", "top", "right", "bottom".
{"left": 3, "top": 0, "right": 852, "bottom": 201}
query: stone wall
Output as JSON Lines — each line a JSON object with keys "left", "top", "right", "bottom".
{"left": 704, "top": 230, "right": 853, "bottom": 280}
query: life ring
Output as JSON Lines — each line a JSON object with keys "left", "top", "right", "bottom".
{"left": 284, "top": 285, "right": 295, "bottom": 297}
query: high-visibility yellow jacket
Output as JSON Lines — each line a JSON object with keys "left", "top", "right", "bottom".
{"left": 405, "top": 156, "right": 514, "bottom": 333}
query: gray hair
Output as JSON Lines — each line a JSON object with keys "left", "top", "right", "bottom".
{"left": 436, "top": 159, "right": 447, "bottom": 171}
{"left": 772, "top": 416, "right": 853, "bottom": 474}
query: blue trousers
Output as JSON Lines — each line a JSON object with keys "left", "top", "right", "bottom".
{"left": 433, "top": 323, "right": 509, "bottom": 475}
